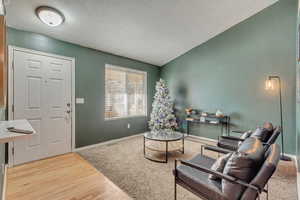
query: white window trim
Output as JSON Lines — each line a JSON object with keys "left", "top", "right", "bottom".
{"left": 104, "top": 64, "right": 148, "bottom": 120}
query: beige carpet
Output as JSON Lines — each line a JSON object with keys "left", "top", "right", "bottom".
{"left": 78, "top": 136, "right": 298, "bottom": 200}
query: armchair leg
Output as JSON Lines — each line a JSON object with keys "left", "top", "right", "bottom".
{"left": 266, "top": 183, "right": 269, "bottom": 200}
{"left": 174, "top": 160, "right": 177, "bottom": 200}
{"left": 174, "top": 180, "right": 177, "bottom": 200}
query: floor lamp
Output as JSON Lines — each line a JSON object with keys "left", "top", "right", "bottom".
{"left": 265, "top": 76, "right": 291, "bottom": 161}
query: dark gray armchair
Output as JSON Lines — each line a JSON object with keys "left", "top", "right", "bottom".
{"left": 201, "top": 127, "right": 281, "bottom": 155}
{"left": 174, "top": 138, "right": 280, "bottom": 200}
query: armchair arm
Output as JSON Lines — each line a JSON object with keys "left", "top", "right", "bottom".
{"left": 231, "top": 130, "right": 246, "bottom": 134}
{"left": 179, "top": 160, "right": 236, "bottom": 182}
{"left": 202, "top": 145, "right": 233, "bottom": 154}
{"left": 220, "top": 136, "right": 244, "bottom": 142}
{"left": 177, "top": 160, "right": 263, "bottom": 194}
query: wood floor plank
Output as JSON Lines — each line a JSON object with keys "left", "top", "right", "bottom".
{"left": 6, "top": 153, "right": 132, "bottom": 200}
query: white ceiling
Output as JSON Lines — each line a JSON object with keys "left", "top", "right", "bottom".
{"left": 6, "top": 0, "right": 277, "bottom": 66}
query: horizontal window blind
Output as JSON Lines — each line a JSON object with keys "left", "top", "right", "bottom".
{"left": 105, "top": 64, "right": 147, "bottom": 119}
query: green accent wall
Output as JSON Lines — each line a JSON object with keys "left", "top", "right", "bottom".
{"left": 7, "top": 27, "right": 160, "bottom": 148}
{"left": 161, "top": 0, "right": 297, "bottom": 154}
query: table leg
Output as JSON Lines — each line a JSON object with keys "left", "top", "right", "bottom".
{"left": 227, "top": 117, "right": 230, "bottom": 135}
{"left": 187, "top": 121, "right": 190, "bottom": 137}
{"left": 221, "top": 123, "right": 224, "bottom": 136}
{"left": 143, "top": 136, "right": 145, "bottom": 157}
{"left": 165, "top": 141, "right": 168, "bottom": 163}
{"left": 182, "top": 137, "right": 184, "bottom": 154}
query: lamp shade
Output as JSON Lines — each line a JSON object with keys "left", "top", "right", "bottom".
{"left": 265, "top": 79, "right": 274, "bottom": 90}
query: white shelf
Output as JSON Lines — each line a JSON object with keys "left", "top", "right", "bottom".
{"left": 0, "top": 120, "right": 36, "bottom": 143}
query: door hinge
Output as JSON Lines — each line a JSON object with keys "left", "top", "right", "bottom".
{"left": 12, "top": 147, "right": 14, "bottom": 155}
{"left": 12, "top": 59, "right": 14, "bottom": 70}
{"left": 12, "top": 104, "right": 14, "bottom": 112}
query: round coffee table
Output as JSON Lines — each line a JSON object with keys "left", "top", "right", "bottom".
{"left": 143, "top": 131, "right": 184, "bottom": 163}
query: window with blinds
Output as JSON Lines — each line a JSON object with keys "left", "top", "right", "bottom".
{"left": 105, "top": 64, "right": 147, "bottom": 119}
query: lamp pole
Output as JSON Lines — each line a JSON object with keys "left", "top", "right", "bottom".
{"left": 268, "top": 76, "right": 291, "bottom": 161}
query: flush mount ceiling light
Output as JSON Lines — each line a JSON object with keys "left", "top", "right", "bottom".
{"left": 36, "top": 6, "right": 64, "bottom": 27}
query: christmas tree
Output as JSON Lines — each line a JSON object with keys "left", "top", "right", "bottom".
{"left": 149, "top": 79, "right": 178, "bottom": 132}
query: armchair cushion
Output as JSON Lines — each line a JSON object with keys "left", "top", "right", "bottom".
{"left": 176, "top": 154, "right": 228, "bottom": 200}
{"left": 209, "top": 153, "right": 232, "bottom": 180}
{"left": 222, "top": 138, "right": 264, "bottom": 200}
{"left": 237, "top": 137, "right": 264, "bottom": 156}
{"left": 252, "top": 127, "right": 273, "bottom": 143}
{"left": 241, "top": 144, "right": 280, "bottom": 200}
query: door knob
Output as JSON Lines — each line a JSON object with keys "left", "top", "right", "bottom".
{"left": 66, "top": 110, "right": 71, "bottom": 114}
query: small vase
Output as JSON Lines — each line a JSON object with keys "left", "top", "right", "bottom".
{"left": 216, "top": 110, "right": 224, "bottom": 118}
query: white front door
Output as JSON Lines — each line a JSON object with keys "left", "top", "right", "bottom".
{"left": 12, "top": 49, "right": 72, "bottom": 165}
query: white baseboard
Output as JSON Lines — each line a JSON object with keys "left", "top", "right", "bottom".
{"left": 74, "top": 133, "right": 218, "bottom": 152}
{"left": 74, "top": 133, "right": 144, "bottom": 152}
{"left": 2, "top": 164, "right": 7, "bottom": 200}
{"left": 285, "top": 153, "right": 297, "bottom": 161}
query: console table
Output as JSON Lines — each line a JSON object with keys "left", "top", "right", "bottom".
{"left": 186, "top": 114, "right": 230, "bottom": 136}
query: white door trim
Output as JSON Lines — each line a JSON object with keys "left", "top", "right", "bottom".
{"left": 7, "top": 45, "right": 76, "bottom": 167}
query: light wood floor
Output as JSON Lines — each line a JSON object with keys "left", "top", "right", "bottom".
{"left": 6, "top": 153, "right": 132, "bottom": 200}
